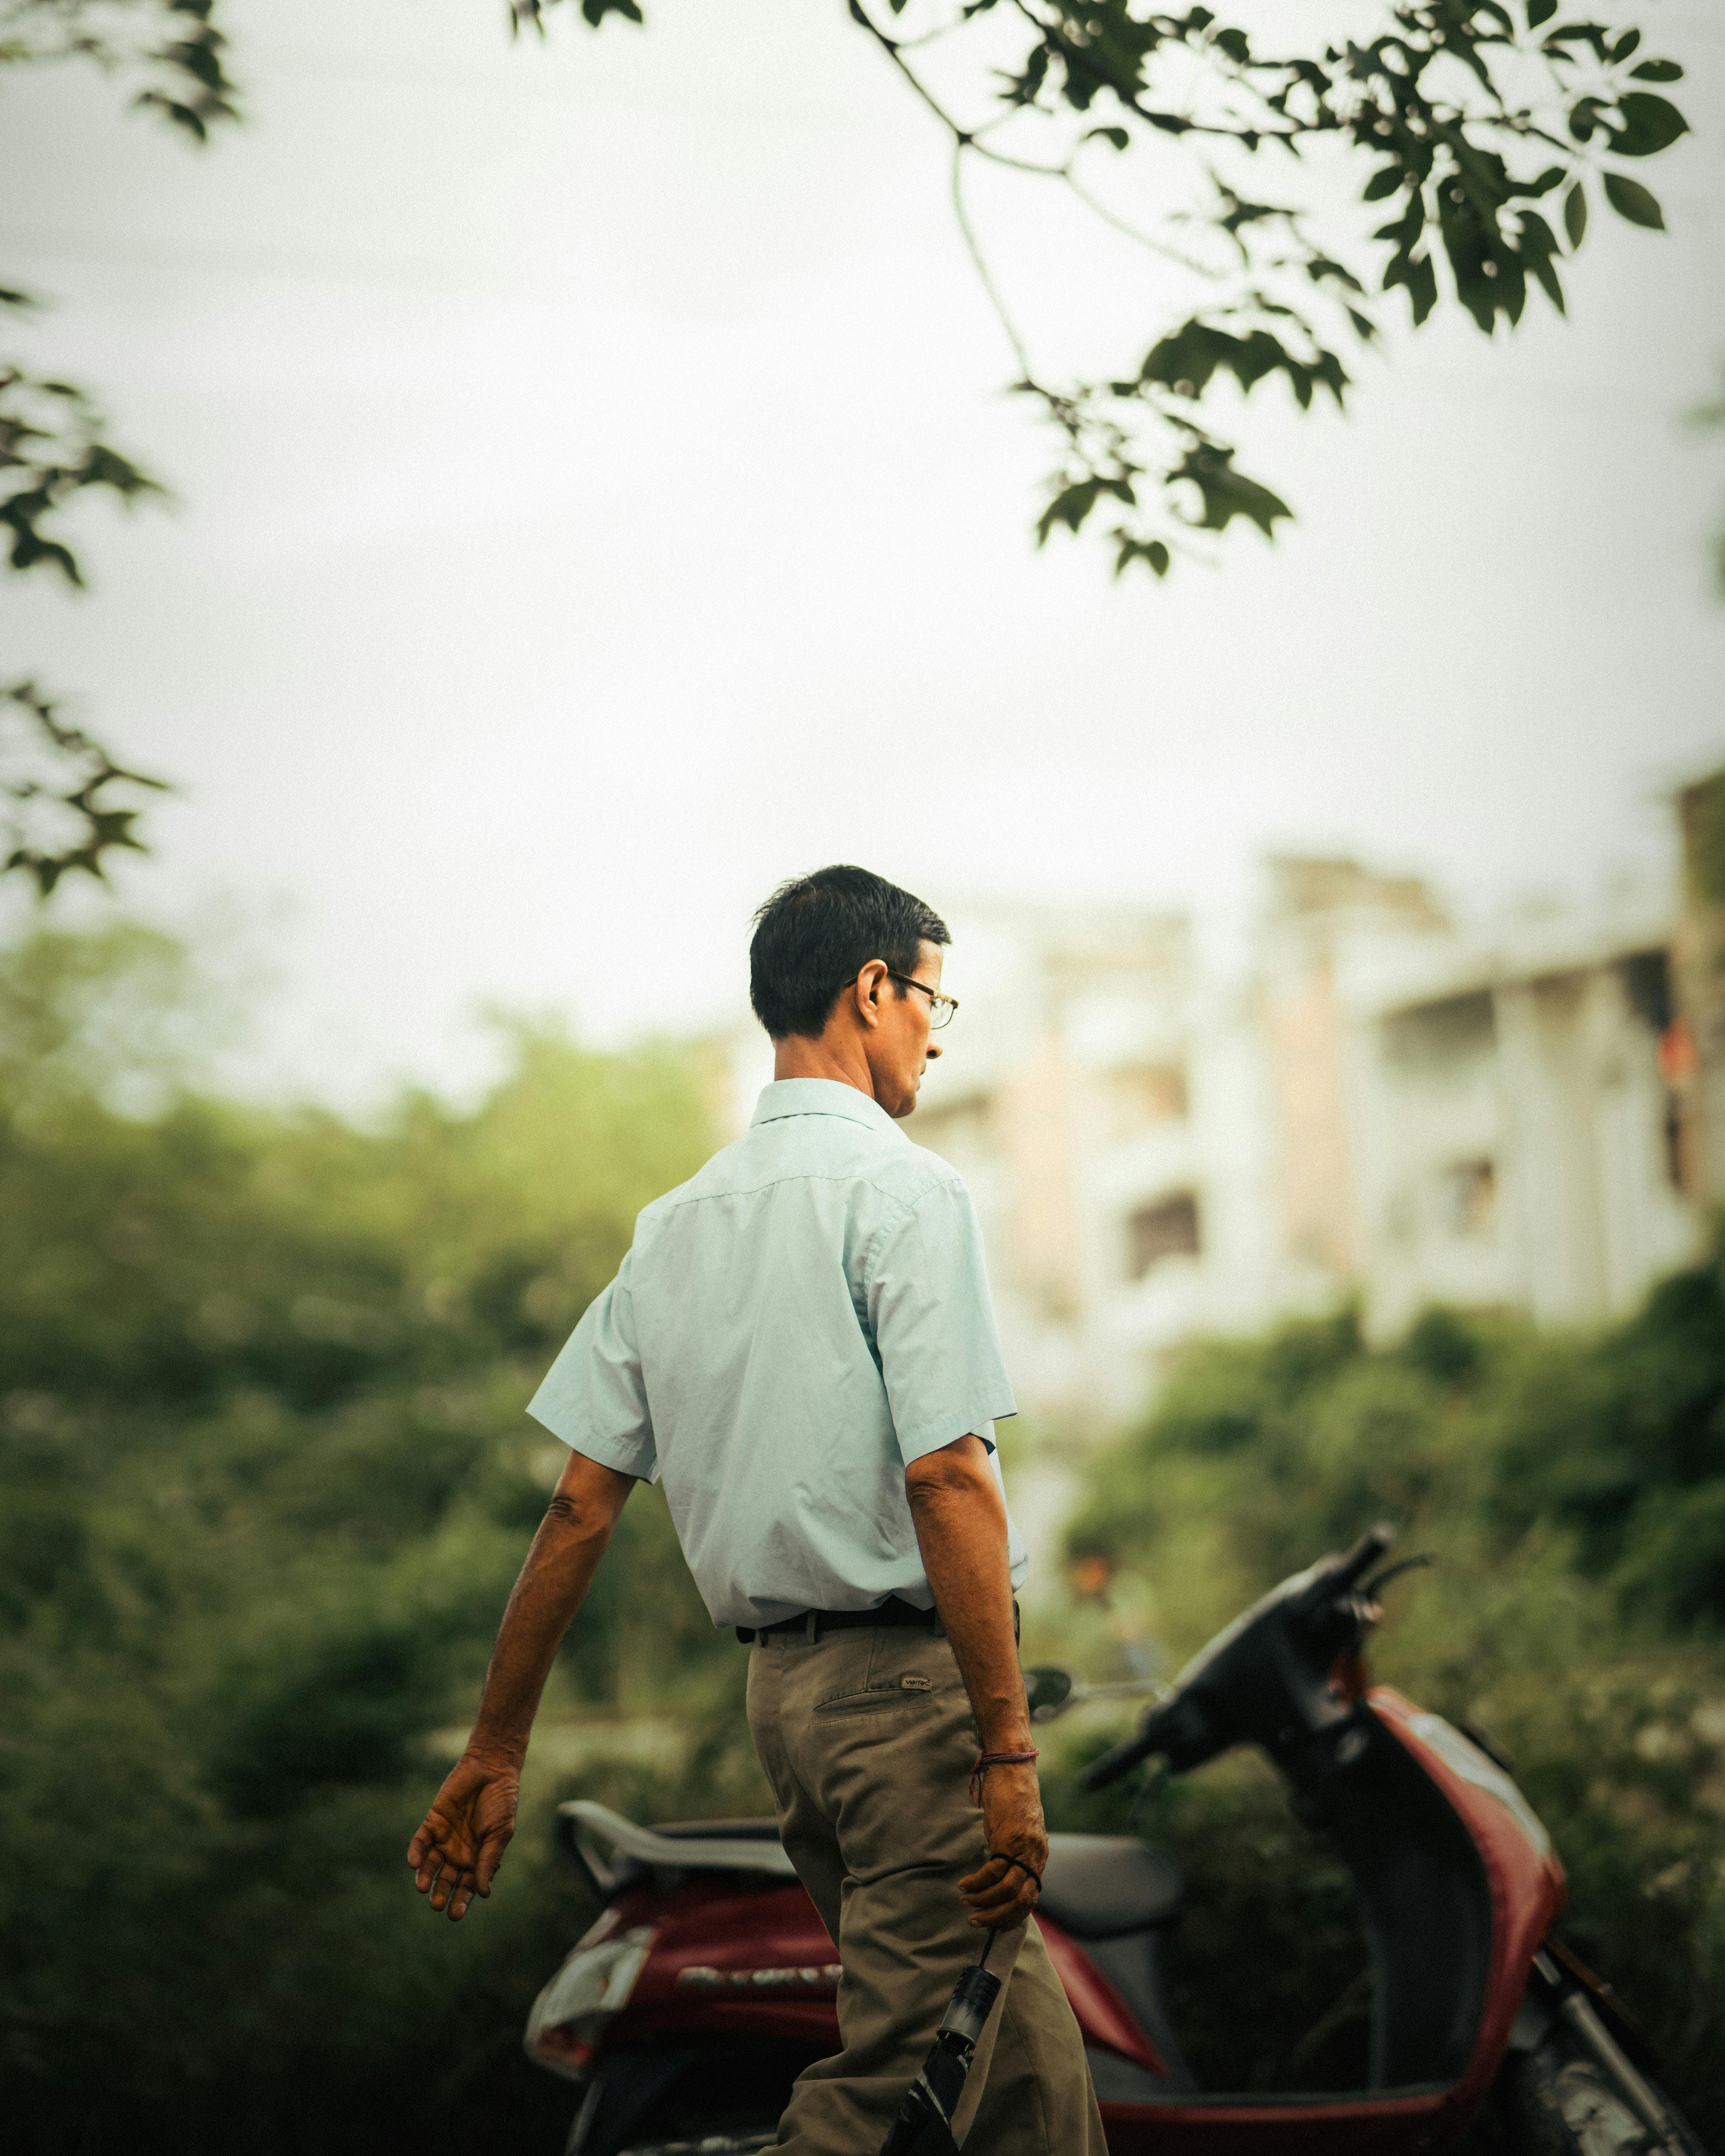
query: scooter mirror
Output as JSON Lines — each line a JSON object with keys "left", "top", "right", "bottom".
{"left": 1023, "top": 1666, "right": 1075, "bottom": 1722}
{"left": 1332, "top": 1521, "right": 1396, "bottom": 1588}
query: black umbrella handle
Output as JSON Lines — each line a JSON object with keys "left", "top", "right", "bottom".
{"left": 878, "top": 1942, "right": 1004, "bottom": 2156}
{"left": 938, "top": 1959, "right": 1003, "bottom": 2048}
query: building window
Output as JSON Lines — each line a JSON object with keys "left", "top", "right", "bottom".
{"left": 1622, "top": 949, "right": 1674, "bottom": 1034}
{"left": 1105, "top": 1063, "right": 1188, "bottom": 1139}
{"left": 1440, "top": 1158, "right": 1496, "bottom": 1237}
{"left": 1383, "top": 990, "right": 1496, "bottom": 1071}
{"left": 1127, "top": 1191, "right": 1201, "bottom": 1278}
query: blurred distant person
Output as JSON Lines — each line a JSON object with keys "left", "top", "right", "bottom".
{"left": 406, "top": 864, "right": 1104, "bottom": 2154}
{"left": 1066, "top": 1546, "right": 1164, "bottom": 1686}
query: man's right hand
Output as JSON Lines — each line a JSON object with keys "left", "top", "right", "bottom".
{"left": 405, "top": 1454, "right": 635, "bottom": 1924}
{"left": 407, "top": 1751, "right": 520, "bottom": 1922}
{"left": 959, "top": 1759, "right": 1048, "bottom": 1930}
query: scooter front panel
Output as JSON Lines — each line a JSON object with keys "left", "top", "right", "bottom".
{"left": 1369, "top": 1689, "right": 1566, "bottom": 2125}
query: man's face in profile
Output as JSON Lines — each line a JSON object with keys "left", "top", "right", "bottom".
{"left": 872, "top": 939, "right": 945, "bottom": 1120}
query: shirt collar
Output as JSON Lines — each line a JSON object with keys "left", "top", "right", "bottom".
{"left": 750, "top": 1077, "right": 904, "bottom": 1137}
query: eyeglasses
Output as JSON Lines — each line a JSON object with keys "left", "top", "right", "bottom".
{"left": 886, "top": 970, "right": 959, "bottom": 1030}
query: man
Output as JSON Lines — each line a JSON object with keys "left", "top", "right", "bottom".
{"left": 408, "top": 865, "right": 1104, "bottom": 2153}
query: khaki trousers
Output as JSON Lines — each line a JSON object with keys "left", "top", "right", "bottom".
{"left": 745, "top": 1623, "right": 1106, "bottom": 2156}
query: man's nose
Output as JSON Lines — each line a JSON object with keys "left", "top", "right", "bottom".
{"left": 925, "top": 1043, "right": 943, "bottom": 1061}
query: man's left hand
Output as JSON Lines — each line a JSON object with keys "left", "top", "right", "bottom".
{"left": 959, "top": 1758, "right": 1047, "bottom": 1930}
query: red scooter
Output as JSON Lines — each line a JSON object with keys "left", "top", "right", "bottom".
{"left": 524, "top": 1528, "right": 1708, "bottom": 2155}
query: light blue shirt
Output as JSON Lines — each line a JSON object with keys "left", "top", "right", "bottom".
{"left": 528, "top": 1077, "right": 1027, "bottom": 1629}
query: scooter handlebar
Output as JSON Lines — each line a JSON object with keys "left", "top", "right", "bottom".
{"left": 1080, "top": 1690, "right": 1219, "bottom": 1790}
{"left": 1079, "top": 1724, "right": 1159, "bottom": 1792}
{"left": 1080, "top": 1527, "right": 1398, "bottom": 1795}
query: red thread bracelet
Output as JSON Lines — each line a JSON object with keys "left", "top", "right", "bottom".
{"left": 969, "top": 1748, "right": 1040, "bottom": 1805}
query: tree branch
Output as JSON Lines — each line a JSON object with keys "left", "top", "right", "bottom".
{"left": 1, "top": 681, "right": 171, "bottom": 897}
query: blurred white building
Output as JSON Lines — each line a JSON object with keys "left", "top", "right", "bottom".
{"left": 711, "top": 822, "right": 1713, "bottom": 1448}
{"left": 888, "top": 902, "right": 1278, "bottom": 1428}
{"left": 1260, "top": 857, "right": 1699, "bottom": 1342}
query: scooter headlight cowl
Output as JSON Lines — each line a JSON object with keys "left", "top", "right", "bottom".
{"left": 524, "top": 1925, "right": 655, "bottom": 2081}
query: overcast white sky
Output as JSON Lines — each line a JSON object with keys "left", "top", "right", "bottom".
{"left": 4, "top": 0, "right": 1723, "bottom": 1104}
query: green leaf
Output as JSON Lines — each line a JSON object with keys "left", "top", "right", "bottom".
{"left": 1526, "top": 0, "right": 1557, "bottom": 22}
{"left": 132, "top": 92, "right": 209, "bottom": 141}
{"left": 1603, "top": 172, "right": 1665, "bottom": 229}
{"left": 1518, "top": 210, "right": 1565, "bottom": 314}
{"left": 1628, "top": 60, "right": 1683, "bottom": 83}
{"left": 1170, "top": 445, "right": 1292, "bottom": 540}
{"left": 1568, "top": 95, "right": 1607, "bottom": 144}
{"left": 1384, "top": 249, "right": 1438, "bottom": 327}
{"left": 1113, "top": 536, "right": 1171, "bottom": 579}
{"left": 1362, "top": 164, "right": 1403, "bottom": 203}
{"left": 1086, "top": 125, "right": 1130, "bottom": 150}
{"left": 1544, "top": 24, "right": 1610, "bottom": 59}
{"left": 1036, "top": 479, "right": 1103, "bottom": 545}
{"left": 3, "top": 524, "right": 82, "bottom": 583}
{"left": 1138, "top": 322, "right": 1347, "bottom": 411}
{"left": 1139, "top": 321, "right": 1229, "bottom": 398}
{"left": 1609, "top": 28, "right": 1641, "bottom": 61}
{"left": 1612, "top": 92, "right": 1688, "bottom": 158}
{"left": 1564, "top": 180, "right": 1587, "bottom": 249}
{"left": 1373, "top": 192, "right": 1426, "bottom": 253}
{"left": 1006, "top": 41, "right": 1052, "bottom": 106}
{"left": 1306, "top": 255, "right": 1364, "bottom": 294}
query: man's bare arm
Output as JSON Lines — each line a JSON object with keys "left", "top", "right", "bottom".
{"left": 905, "top": 1433, "right": 1044, "bottom": 1931}
{"left": 407, "top": 1448, "right": 635, "bottom": 1921}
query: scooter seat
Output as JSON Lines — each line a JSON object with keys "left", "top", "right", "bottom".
{"left": 641, "top": 1819, "right": 1183, "bottom": 1935}
{"left": 1038, "top": 1834, "right": 1184, "bottom": 1938}
{"left": 652, "top": 1816, "right": 783, "bottom": 1841}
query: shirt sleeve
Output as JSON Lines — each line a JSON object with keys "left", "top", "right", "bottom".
{"left": 866, "top": 1173, "right": 1017, "bottom": 1467}
{"left": 526, "top": 1248, "right": 659, "bottom": 1482}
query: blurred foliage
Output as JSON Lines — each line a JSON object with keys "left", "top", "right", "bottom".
{"left": 0, "top": 920, "right": 735, "bottom": 2155}
{"left": 0, "top": 290, "right": 165, "bottom": 590}
{"left": 0, "top": 0, "right": 238, "bottom": 138}
{"left": 1, "top": 679, "right": 169, "bottom": 894}
{"left": 0, "top": 0, "right": 236, "bottom": 889}
{"left": 1041, "top": 1282, "right": 1725, "bottom": 2131}
{"left": 8, "top": 917, "right": 1725, "bottom": 2148}
{"left": 525, "top": 0, "right": 1690, "bottom": 578}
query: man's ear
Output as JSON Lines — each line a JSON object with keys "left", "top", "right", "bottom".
{"left": 853, "top": 959, "right": 890, "bottom": 1030}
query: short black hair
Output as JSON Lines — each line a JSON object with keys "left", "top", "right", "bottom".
{"left": 750, "top": 865, "right": 950, "bottom": 1041}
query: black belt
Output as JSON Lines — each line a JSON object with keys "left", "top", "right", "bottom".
{"left": 736, "top": 1598, "right": 1018, "bottom": 1646}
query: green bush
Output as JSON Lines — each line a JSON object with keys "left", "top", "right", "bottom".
{"left": 0, "top": 922, "right": 727, "bottom": 2156}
